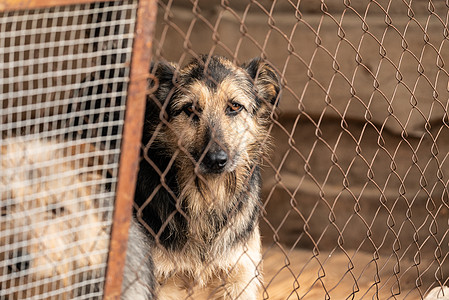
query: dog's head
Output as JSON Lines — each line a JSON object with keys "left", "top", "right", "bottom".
{"left": 147, "top": 55, "right": 281, "bottom": 176}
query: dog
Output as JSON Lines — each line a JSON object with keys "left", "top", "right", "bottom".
{"left": 135, "top": 54, "right": 280, "bottom": 299}
{"left": 0, "top": 138, "right": 155, "bottom": 299}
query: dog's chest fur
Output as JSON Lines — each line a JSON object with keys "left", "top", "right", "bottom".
{"left": 135, "top": 151, "right": 261, "bottom": 254}
{"left": 135, "top": 157, "right": 261, "bottom": 287}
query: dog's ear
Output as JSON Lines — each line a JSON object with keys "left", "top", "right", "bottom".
{"left": 242, "top": 58, "right": 281, "bottom": 107}
{"left": 148, "top": 61, "right": 178, "bottom": 103}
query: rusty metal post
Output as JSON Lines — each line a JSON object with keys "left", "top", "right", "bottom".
{"left": 102, "top": 0, "right": 157, "bottom": 299}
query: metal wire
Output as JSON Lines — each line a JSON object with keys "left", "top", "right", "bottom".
{"left": 0, "top": 1, "right": 138, "bottom": 299}
{"left": 150, "top": 1, "right": 449, "bottom": 299}
{"left": 2, "top": 0, "right": 449, "bottom": 299}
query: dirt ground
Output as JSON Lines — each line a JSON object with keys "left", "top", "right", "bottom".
{"left": 261, "top": 246, "right": 440, "bottom": 300}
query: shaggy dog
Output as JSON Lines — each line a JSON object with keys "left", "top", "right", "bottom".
{"left": 135, "top": 55, "right": 280, "bottom": 299}
{"left": 0, "top": 138, "right": 155, "bottom": 299}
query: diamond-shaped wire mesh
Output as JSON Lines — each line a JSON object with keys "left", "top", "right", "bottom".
{"left": 147, "top": 0, "right": 449, "bottom": 299}
{"left": 0, "top": 1, "right": 138, "bottom": 298}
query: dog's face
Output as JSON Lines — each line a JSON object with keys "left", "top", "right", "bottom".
{"left": 148, "top": 55, "right": 280, "bottom": 176}
{"left": 0, "top": 139, "right": 110, "bottom": 298}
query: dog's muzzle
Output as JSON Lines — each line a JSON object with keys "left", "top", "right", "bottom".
{"left": 203, "top": 148, "right": 228, "bottom": 173}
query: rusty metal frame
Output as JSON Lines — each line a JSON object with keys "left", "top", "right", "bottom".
{"left": 1, "top": 0, "right": 157, "bottom": 298}
{"left": 103, "top": 0, "right": 157, "bottom": 298}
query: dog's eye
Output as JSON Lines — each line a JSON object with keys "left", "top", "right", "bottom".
{"left": 227, "top": 102, "right": 243, "bottom": 114}
{"left": 183, "top": 104, "right": 195, "bottom": 116}
{"left": 183, "top": 104, "right": 202, "bottom": 121}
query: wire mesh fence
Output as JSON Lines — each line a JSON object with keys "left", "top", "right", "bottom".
{"left": 1, "top": 0, "right": 449, "bottom": 299}
{"left": 149, "top": 0, "right": 449, "bottom": 299}
{"left": 0, "top": 1, "right": 142, "bottom": 298}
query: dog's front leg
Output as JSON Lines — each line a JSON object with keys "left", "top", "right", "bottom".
{"left": 209, "top": 231, "right": 263, "bottom": 300}
{"left": 223, "top": 260, "right": 262, "bottom": 300}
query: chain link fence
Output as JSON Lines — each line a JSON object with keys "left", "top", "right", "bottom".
{"left": 1, "top": 0, "right": 449, "bottom": 299}
{"left": 151, "top": 0, "right": 449, "bottom": 299}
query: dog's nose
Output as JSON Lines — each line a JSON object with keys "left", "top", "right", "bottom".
{"left": 203, "top": 149, "right": 228, "bottom": 173}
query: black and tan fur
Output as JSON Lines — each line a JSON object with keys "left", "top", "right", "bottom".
{"left": 136, "top": 55, "right": 280, "bottom": 299}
